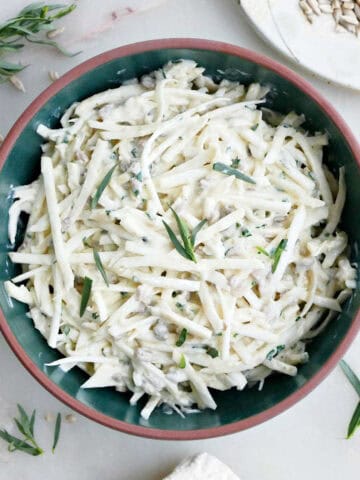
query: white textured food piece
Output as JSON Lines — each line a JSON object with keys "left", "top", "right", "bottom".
{"left": 6, "top": 60, "right": 356, "bottom": 420}
{"left": 163, "top": 453, "right": 240, "bottom": 480}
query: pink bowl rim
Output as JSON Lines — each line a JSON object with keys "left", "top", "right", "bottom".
{"left": 0, "top": 38, "right": 359, "bottom": 441}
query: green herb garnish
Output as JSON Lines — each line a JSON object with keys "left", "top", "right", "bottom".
{"left": 241, "top": 228, "right": 252, "bottom": 237}
{"left": 176, "top": 328, "right": 188, "bottom": 347}
{"left": 266, "top": 345, "right": 285, "bottom": 361}
{"left": 179, "top": 354, "right": 186, "bottom": 369}
{"left": 0, "top": 3, "right": 79, "bottom": 85}
{"left": 231, "top": 157, "right": 241, "bottom": 168}
{"left": 340, "top": 360, "right": 360, "bottom": 439}
{"left": 213, "top": 162, "right": 256, "bottom": 184}
{"left": 0, "top": 404, "right": 43, "bottom": 456}
{"left": 90, "top": 165, "right": 117, "bottom": 209}
{"left": 79, "top": 276, "right": 92, "bottom": 317}
{"left": 206, "top": 346, "right": 219, "bottom": 358}
{"left": 271, "top": 239, "right": 287, "bottom": 273}
{"left": 256, "top": 246, "right": 270, "bottom": 257}
{"left": 93, "top": 248, "right": 109, "bottom": 287}
{"left": 52, "top": 413, "right": 61, "bottom": 453}
{"left": 162, "top": 208, "right": 206, "bottom": 262}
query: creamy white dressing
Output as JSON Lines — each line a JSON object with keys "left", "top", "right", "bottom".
{"left": 6, "top": 60, "right": 356, "bottom": 419}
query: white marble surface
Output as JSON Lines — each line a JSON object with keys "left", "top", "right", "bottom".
{"left": 0, "top": 1, "right": 359, "bottom": 479}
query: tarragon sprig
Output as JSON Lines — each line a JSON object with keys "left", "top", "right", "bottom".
{"left": 0, "top": 404, "right": 43, "bottom": 456}
{"left": 162, "top": 208, "right": 206, "bottom": 263}
{"left": 340, "top": 360, "right": 360, "bottom": 439}
{"left": 0, "top": 3, "right": 78, "bottom": 84}
{"left": 256, "top": 239, "right": 288, "bottom": 273}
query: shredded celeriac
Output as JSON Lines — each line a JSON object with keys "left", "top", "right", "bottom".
{"left": 6, "top": 60, "right": 356, "bottom": 419}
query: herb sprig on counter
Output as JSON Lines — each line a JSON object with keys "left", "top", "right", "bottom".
{"left": 0, "top": 404, "right": 43, "bottom": 456}
{"left": 0, "top": 2, "right": 78, "bottom": 85}
{"left": 162, "top": 208, "right": 206, "bottom": 263}
{"left": 52, "top": 413, "right": 61, "bottom": 453}
{"left": 340, "top": 360, "right": 360, "bottom": 439}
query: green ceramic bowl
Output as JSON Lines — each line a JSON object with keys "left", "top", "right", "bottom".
{"left": 0, "top": 39, "right": 359, "bottom": 440}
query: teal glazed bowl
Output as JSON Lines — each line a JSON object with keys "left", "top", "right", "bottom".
{"left": 0, "top": 39, "right": 359, "bottom": 440}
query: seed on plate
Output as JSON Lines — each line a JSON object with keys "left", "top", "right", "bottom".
{"left": 307, "top": 0, "right": 322, "bottom": 14}
{"left": 45, "top": 412, "right": 55, "bottom": 422}
{"left": 342, "top": 1, "right": 355, "bottom": 8}
{"left": 9, "top": 75, "right": 25, "bottom": 92}
{"left": 354, "top": 4, "right": 360, "bottom": 17}
{"left": 341, "top": 11, "right": 359, "bottom": 22}
{"left": 65, "top": 413, "right": 77, "bottom": 424}
{"left": 300, "top": 0, "right": 313, "bottom": 14}
{"left": 49, "top": 70, "right": 60, "bottom": 82}
{"left": 320, "top": 4, "right": 334, "bottom": 11}
{"left": 47, "top": 26, "right": 65, "bottom": 39}
{"left": 0, "top": 133, "right": 3, "bottom": 145}
{"left": 335, "top": 22, "right": 348, "bottom": 30}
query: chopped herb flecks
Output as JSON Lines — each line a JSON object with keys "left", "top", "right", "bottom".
{"left": 266, "top": 345, "right": 285, "bottom": 361}
{"left": 179, "top": 354, "right": 186, "bottom": 369}
{"left": 176, "top": 328, "right": 188, "bottom": 347}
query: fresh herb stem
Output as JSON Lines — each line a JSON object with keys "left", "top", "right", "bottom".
{"left": 213, "top": 162, "right": 256, "bottom": 184}
{"left": 0, "top": 404, "right": 43, "bottom": 456}
{"left": 52, "top": 413, "right": 61, "bottom": 453}
{"left": 79, "top": 276, "right": 92, "bottom": 317}
{"left": 340, "top": 360, "right": 360, "bottom": 439}
{"left": 0, "top": 3, "right": 78, "bottom": 85}
{"left": 91, "top": 165, "right": 117, "bottom": 209}
{"left": 93, "top": 248, "right": 109, "bottom": 286}
{"left": 162, "top": 208, "right": 206, "bottom": 263}
{"left": 271, "top": 239, "right": 287, "bottom": 273}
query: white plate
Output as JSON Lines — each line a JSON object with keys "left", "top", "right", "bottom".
{"left": 240, "top": 0, "right": 360, "bottom": 90}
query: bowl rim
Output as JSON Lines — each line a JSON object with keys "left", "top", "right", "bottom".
{"left": 0, "top": 38, "right": 359, "bottom": 441}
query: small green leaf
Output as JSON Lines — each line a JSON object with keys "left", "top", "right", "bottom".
{"left": 340, "top": 360, "right": 360, "bottom": 396}
{"left": 0, "top": 430, "right": 42, "bottom": 456}
{"left": 271, "top": 239, "right": 287, "bottom": 273}
{"left": 213, "top": 162, "right": 256, "bottom": 184}
{"left": 80, "top": 276, "right": 92, "bottom": 317}
{"left": 93, "top": 249, "right": 109, "bottom": 287}
{"left": 206, "top": 346, "right": 219, "bottom": 358}
{"left": 176, "top": 328, "right": 188, "bottom": 347}
{"left": 91, "top": 165, "right": 117, "bottom": 209}
{"left": 29, "top": 410, "right": 36, "bottom": 437}
{"left": 179, "top": 354, "right": 186, "bottom": 369}
{"left": 190, "top": 219, "right": 207, "bottom": 246}
{"left": 52, "top": 413, "right": 61, "bottom": 453}
{"left": 162, "top": 220, "right": 190, "bottom": 260}
{"left": 347, "top": 402, "right": 360, "bottom": 439}
{"left": 256, "top": 246, "right": 270, "bottom": 257}
{"left": 25, "top": 36, "right": 80, "bottom": 57}
{"left": 169, "top": 207, "right": 194, "bottom": 260}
